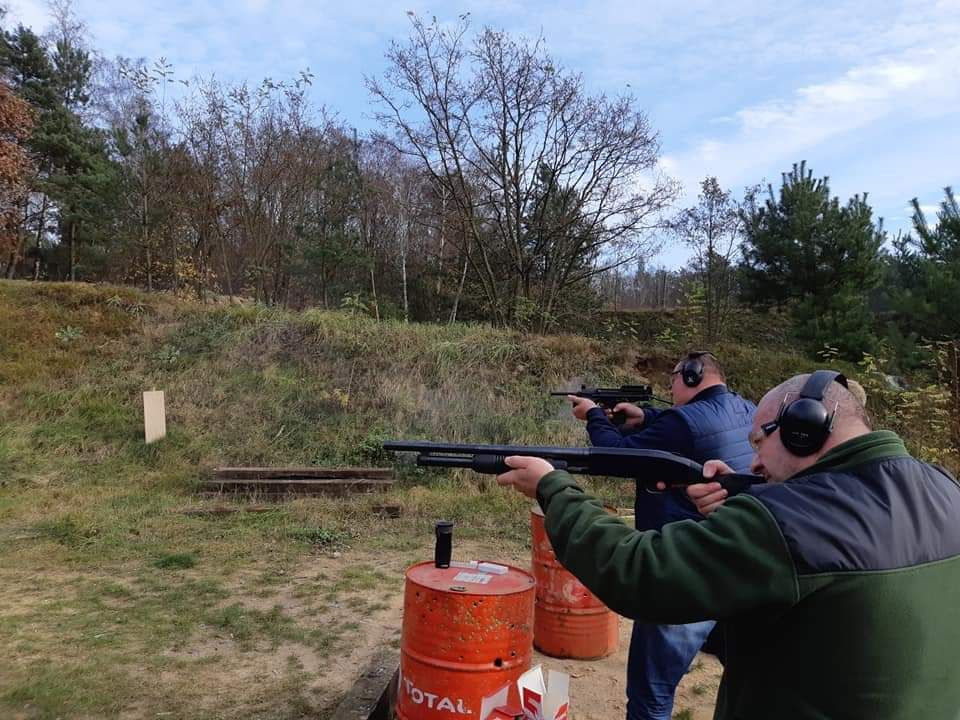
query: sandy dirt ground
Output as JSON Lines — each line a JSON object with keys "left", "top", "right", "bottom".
{"left": 349, "top": 540, "right": 721, "bottom": 720}
{"left": 534, "top": 620, "right": 721, "bottom": 720}
{"left": 0, "top": 542, "right": 719, "bottom": 719}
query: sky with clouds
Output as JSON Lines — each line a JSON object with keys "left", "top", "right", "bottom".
{"left": 5, "top": 0, "right": 959, "bottom": 267}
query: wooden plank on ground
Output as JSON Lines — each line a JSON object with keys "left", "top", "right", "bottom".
{"left": 213, "top": 467, "right": 394, "bottom": 480}
{"left": 180, "top": 505, "right": 275, "bottom": 516}
{"left": 200, "top": 478, "right": 394, "bottom": 496}
{"left": 330, "top": 649, "right": 398, "bottom": 720}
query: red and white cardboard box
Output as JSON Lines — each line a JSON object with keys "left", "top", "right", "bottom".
{"left": 479, "top": 666, "right": 570, "bottom": 720}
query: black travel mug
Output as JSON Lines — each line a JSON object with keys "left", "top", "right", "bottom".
{"left": 434, "top": 520, "right": 453, "bottom": 568}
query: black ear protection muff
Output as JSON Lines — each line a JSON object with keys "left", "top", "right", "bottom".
{"left": 679, "top": 351, "right": 712, "bottom": 388}
{"left": 775, "top": 370, "right": 848, "bottom": 456}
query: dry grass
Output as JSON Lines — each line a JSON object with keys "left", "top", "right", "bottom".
{"left": 1, "top": 280, "right": 950, "bottom": 718}
{"left": 0, "top": 281, "right": 645, "bottom": 719}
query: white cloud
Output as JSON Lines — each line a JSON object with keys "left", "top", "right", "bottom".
{"left": 721, "top": 55, "right": 937, "bottom": 148}
{"left": 659, "top": 30, "right": 960, "bottom": 237}
{"left": 4, "top": 0, "right": 48, "bottom": 29}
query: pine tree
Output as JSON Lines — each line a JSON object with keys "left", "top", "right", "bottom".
{"left": 889, "top": 188, "right": 960, "bottom": 340}
{"left": 1, "top": 18, "right": 114, "bottom": 280}
{"left": 738, "top": 161, "right": 884, "bottom": 357}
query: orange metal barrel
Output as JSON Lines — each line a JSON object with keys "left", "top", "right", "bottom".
{"left": 397, "top": 560, "right": 535, "bottom": 720}
{"left": 531, "top": 504, "right": 619, "bottom": 659}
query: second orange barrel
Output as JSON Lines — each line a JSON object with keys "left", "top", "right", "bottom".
{"left": 531, "top": 503, "right": 619, "bottom": 659}
{"left": 397, "top": 560, "right": 535, "bottom": 720}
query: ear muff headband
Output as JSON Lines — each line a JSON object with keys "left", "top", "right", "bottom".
{"left": 680, "top": 351, "right": 714, "bottom": 388}
{"left": 777, "top": 370, "right": 848, "bottom": 456}
{"left": 799, "top": 369, "right": 847, "bottom": 400}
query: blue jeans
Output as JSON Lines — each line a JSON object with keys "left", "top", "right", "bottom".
{"left": 626, "top": 619, "right": 716, "bottom": 720}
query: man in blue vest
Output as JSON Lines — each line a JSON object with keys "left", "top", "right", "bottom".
{"left": 567, "top": 350, "right": 755, "bottom": 720}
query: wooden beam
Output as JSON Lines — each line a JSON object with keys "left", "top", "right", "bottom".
{"left": 200, "top": 478, "right": 394, "bottom": 496}
{"left": 213, "top": 467, "right": 395, "bottom": 480}
{"left": 179, "top": 506, "right": 275, "bottom": 516}
{"left": 330, "top": 649, "right": 398, "bottom": 720}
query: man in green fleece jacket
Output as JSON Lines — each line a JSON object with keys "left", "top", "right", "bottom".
{"left": 497, "top": 371, "right": 960, "bottom": 719}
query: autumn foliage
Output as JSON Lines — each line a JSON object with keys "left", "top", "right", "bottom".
{"left": 0, "top": 82, "right": 33, "bottom": 258}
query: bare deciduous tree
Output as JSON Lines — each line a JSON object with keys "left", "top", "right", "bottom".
{"left": 670, "top": 177, "right": 742, "bottom": 342}
{"left": 368, "top": 15, "right": 676, "bottom": 328}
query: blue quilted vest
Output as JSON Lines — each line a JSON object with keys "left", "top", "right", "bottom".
{"left": 639, "top": 386, "right": 756, "bottom": 529}
{"left": 680, "top": 389, "right": 756, "bottom": 473}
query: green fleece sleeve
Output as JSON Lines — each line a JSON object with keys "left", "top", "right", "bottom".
{"left": 538, "top": 470, "right": 800, "bottom": 624}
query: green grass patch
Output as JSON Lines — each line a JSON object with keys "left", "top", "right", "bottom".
{"left": 33, "top": 515, "right": 99, "bottom": 547}
{"left": 153, "top": 552, "right": 198, "bottom": 570}
{"left": 327, "top": 564, "right": 396, "bottom": 596}
{"left": 1, "top": 660, "right": 134, "bottom": 719}
{"left": 286, "top": 526, "right": 351, "bottom": 547}
{"left": 206, "top": 603, "right": 300, "bottom": 650}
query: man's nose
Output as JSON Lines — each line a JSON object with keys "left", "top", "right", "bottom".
{"left": 750, "top": 454, "right": 763, "bottom": 475}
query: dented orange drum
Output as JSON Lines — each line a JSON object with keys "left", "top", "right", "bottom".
{"left": 531, "top": 504, "right": 619, "bottom": 659}
{"left": 397, "top": 561, "right": 535, "bottom": 720}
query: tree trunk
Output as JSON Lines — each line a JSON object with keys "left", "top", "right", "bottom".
{"left": 171, "top": 233, "right": 178, "bottom": 292}
{"left": 145, "top": 242, "right": 153, "bottom": 292}
{"left": 5, "top": 197, "right": 29, "bottom": 279}
{"left": 449, "top": 252, "right": 469, "bottom": 324}
{"left": 69, "top": 220, "right": 76, "bottom": 281}
{"left": 321, "top": 259, "right": 328, "bottom": 308}
{"left": 948, "top": 341, "right": 960, "bottom": 449}
{"left": 3, "top": 249, "right": 16, "bottom": 279}
{"left": 369, "top": 264, "right": 380, "bottom": 321}
{"left": 194, "top": 229, "right": 205, "bottom": 300}
{"left": 218, "top": 236, "right": 233, "bottom": 298}
{"left": 399, "top": 206, "right": 409, "bottom": 322}
{"left": 704, "top": 263, "right": 714, "bottom": 343}
{"left": 436, "top": 187, "right": 447, "bottom": 300}
{"left": 401, "top": 242, "right": 409, "bottom": 323}
{"left": 30, "top": 196, "right": 48, "bottom": 280}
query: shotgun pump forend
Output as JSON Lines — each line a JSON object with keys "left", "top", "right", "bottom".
{"left": 383, "top": 440, "right": 761, "bottom": 496}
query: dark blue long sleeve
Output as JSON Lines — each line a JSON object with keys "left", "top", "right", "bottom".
{"left": 585, "top": 406, "right": 699, "bottom": 530}
{"left": 585, "top": 407, "right": 694, "bottom": 458}
{"left": 638, "top": 406, "right": 665, "bottom": 426}
{"left": 618, "top": 405, "right": 665, "bottom": 436}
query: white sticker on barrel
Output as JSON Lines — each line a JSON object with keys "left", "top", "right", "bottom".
{"left": 453, "top": 571, "right": 493, "bottom": 584}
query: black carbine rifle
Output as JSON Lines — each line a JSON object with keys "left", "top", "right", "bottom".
{"left": 383, "top": 440, "right": 761, "bottom": 496}
{"left": 550, "top": 384, "right": 671, "bottom": 425}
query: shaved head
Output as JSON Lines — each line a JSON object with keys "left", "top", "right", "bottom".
{"left": 846, "top": 379, "right": 868, "bottom": 408}
{"left": 750, "top": 373, "right": 874, "bottom": 482}
{"left": 760, "top": 374, "right": 872, "bottom": 432}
